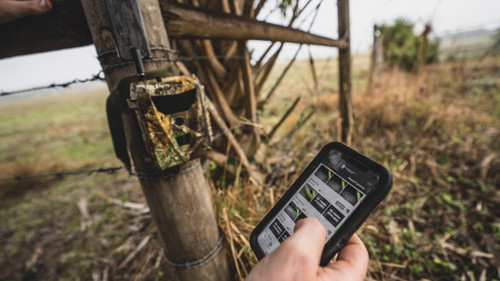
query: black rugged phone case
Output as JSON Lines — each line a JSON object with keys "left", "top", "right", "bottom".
{"left": 249, "top": 142, "right": 393, "bottom": 266}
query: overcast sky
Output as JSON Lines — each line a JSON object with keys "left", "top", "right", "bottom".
{"left": 1, "top": 0, "right": 499, "bottom": 93}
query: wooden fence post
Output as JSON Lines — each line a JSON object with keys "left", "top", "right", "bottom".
{"left": 80, "top": 1, "right": 230, "bottom": 280}
{"left": 374, "top": 25, "right": 384, "bottom": 74}
{"left": 367, "top": 24, "right": 383, "bottom": 95}
{"left": 337, "top": 0, "right": 353, "bottom": 144}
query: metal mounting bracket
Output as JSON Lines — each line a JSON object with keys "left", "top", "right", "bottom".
{"left": 104, "top": 0, "right": 152, "bottom": 62}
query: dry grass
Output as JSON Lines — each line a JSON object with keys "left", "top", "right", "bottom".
{"left": 217, "top": 56, "right": 500, "bottom": 280}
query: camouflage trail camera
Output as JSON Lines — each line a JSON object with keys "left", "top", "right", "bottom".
{"left": 127, "top": 75, "right": 212, "bottom": 171}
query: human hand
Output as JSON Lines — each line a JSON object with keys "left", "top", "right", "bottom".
{"left": 246, "top": 218, "right": 368, "bottom": 281}
{"left": 0, "top": 0, "right": 52, "bottom": 24}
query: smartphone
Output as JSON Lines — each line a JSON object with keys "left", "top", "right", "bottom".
{"left": 250, "top": 142, "right": 393, "bottom": 266}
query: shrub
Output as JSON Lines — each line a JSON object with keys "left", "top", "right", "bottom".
{"left": 378, "top": 18, "right": 439, "bottom": 72}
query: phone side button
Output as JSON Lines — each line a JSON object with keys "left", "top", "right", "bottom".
{"left": 339, "top": 238, "right": 347, "bottom": 247}
{"left": 330, "top": 241, "right": 345, "bottom": 255}
{"left": 337, "top": 239, "right": 347, "bottom": 252}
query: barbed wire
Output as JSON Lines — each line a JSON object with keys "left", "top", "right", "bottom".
{"left": 100, "top": 54, "right": 251, "bottom": 72}
{"left": 0, "top": 54, "right": 252, "bottom": 97}
{"left": 0, "top": 71, "right": 106, "bottom": 97}
{"left": 5, "top": 34, "right": 491, "bottom": 98}
{"left": 0, "top": 166, "right": 124, "bottom": 182}
{"left": 0, "top": 119, "right": 243, "bottom": 183}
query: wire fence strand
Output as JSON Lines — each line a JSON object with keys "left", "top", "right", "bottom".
{"left": 0, "top": 71, "right": 106, "bottom": 97}
{"left": 0, "top": 118, "right": 241, "bottom": 183}
{"left": 0, "top": 54, "right": 250, "bottom": 97}
{"left": 0, "top": 166, "right": 124, "bottom": 182}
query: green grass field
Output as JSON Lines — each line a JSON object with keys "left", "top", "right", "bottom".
{"left": 1, "top": 54, "right": 499, "bottom": 280}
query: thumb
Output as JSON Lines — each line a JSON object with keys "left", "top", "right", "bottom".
{"left": 246, "top": 218, "right": 327, "bottom": 281}
{"left": 280, "top": 218, "right": 327, "bottom": 265}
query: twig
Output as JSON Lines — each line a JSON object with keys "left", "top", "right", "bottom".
{"left": 201, "top": 61, "right": 241, "bottom": 126}
{"left": 106, "top": 197, "right": 150, "bottom": 214}
{"left": 220, "top": 0, "right": 231, "bottom": 13}
{"left": 77, "top": 198, "right": 92, "bottom": 231}
{"left": 26, "top": 245, "right": 43, "bottom": 269}
{"left": 238, "top": 41, "right": 258, "bottom": 123}
{"left": 221, "top": 59, "right": 241, "bottom": 101}
{"left": 260, "top": 0, "right": 324, "bottom": 108}
{"left": 230, "top": 0, "right": 242, "bottom": 15}
{"left": 243, "top": 0, "right": 255, "bottom": 18}
{"left": 260, "top": 44, "right": 302, "bottom": 108}
{"left": 308, "top": 46, "right": 319, "bottom": 96}
{"left": 207, "top": 99, "right": 260, "bottom": 184}
{"left": 254, "top": 0, "right": 267, "bottom": 18}
{"left": 199, "top": 39, "right": 228, "bottom": 78}
{"left": 238, "top": 40, "right": 261, "bottom": 150}
{"left": 255, "top": 44, "right": 284, "bottom": 98}
{"left": 223, "top": 208, "right": 242, "bottom": 280}
{"left": 255, "top": 42, "right": 277, "bottom": 69}
{"left": 119, "top": 235, "right": 151, "bottom": 269}
{"left": 283, "top": 110, "right": 314, "bottom": 141}
{"left": 441, "top": 242, "right": 494, "bottom": 259}
{"left": 267, "top": 97, "right": 301, "bottom": 139}
{"left": 254, "top": 0, "right": 314, "bottom": 69}
{"left": 265, "top": 109, "right": 314, "bottom": 189}
{"left": 223, "top": 41, "right": 237, "bottom": 65}
{"left": 255, "top": 42, "right": 282, "bottom": 78}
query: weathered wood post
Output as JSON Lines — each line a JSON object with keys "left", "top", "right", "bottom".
{"left": 373, "top": 25, "right": 384, "bottom": 74}
{"left": 337, "top": 0, "right": 353, "bottom": 143}
{"left": 80, "top": 1, "right": 230, "bottom": 280}
{"left": 367, "top": 24, "right": 383, "bottom": 95}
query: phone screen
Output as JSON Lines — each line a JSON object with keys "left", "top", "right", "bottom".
{"left": 256, "top": 148, "right": 381, "bottom": 255}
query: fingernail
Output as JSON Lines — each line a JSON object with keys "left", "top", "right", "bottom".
{"left": 40, "top": 0, "right": 47, "bottom": 8}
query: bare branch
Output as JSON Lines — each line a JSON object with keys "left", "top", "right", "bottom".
{"left": 268, "top": 97, "right": 301, "bottom": 140}
{"left": 260, "top": 45, "right": 303, "bottom": 107}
